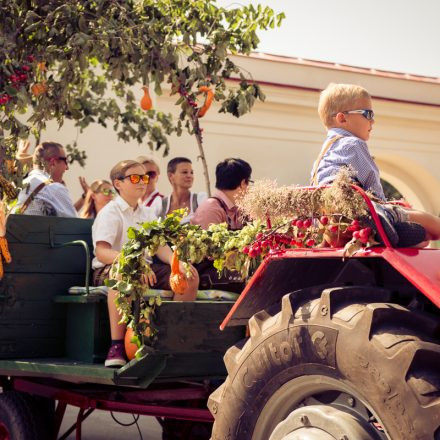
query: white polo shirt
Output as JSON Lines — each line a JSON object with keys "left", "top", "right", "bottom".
{"left": 92, "top": 195, "right": 156, "bottom": 269}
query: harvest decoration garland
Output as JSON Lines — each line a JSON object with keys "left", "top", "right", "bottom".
{"left": 109, "top": 170, "right": 380, "bottom": 354}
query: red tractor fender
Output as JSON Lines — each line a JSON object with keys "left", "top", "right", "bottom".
{"left": 220, "top": 247, "right": 440, "bottom": 329}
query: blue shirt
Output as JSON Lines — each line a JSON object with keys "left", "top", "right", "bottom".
{"left": 313, "top": 128, "right": 386, "bottom": 201}
{"left": 15, "top": 169, "right": 77, "bottom": 217}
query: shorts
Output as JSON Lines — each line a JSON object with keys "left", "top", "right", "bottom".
{"left": 383, "top": 204, "right": 410, "bottom": 224}
{"left": 93, "top": 262, "right": 172, "bottom": 290}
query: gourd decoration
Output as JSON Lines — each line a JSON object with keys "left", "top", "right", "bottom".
{"left": 197, "top": 86, "right": 214, "bottom": 118}
{"left": 0, "top": 202, "right": 11, "bottom": 280}
{"left": 140, "top": 86, "right": 152, "bottom": 110}
{"left": 124, "top": 321, "right": 150, "bottom": 361}
{"left": 169, "top": 249, "right": 188, "bottom": 295}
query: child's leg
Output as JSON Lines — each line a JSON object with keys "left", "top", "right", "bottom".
{"left": 107, "top": 288, "right": 126, "bottom": 339}
{"left": 406, "top": 210, "right": 440, "bottom": 241}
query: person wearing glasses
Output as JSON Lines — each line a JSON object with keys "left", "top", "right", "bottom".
{"left": 160, "top": 157, "right": 207, "bottom": 223}
{"left": 312, "top": 83, "right": 440, "bottom": 246}
{"left": 92, "top": 159, "right": 199, "bottom": 367}
{"left": 136, "top": 156, "right": 164, "bottom": 217}
{"left": 191, "top": 158, "right": 253, "bottom": 230}
{"left": 15, "top": 141, "right": 77, "bottom": 217}
{"left": 79, "top": 180, "right": 115, "bottom": 219}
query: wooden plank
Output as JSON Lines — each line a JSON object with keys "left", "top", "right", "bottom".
{"left": 6, "top": 215, "right": 93, "bottom": 244}
{"left": 155, "top": 301, "right": 245, "bottom": 354}
{"left": 0, "top": 358, "right": 116, "bottom": 385}
{"left": 5, "top": 243, "right": 90, "bottom": 274}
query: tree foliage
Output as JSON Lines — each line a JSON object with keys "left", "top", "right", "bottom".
{"left": 0, "top": 0, "right": 284, "bottom": 175}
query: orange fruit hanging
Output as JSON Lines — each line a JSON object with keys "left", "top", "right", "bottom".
{"left": 31, "top": 81, "right": 47, "bottom": 97}
{"left": 140, "top": 86, "right": 152, "bottom": 110}
{"left": 198, "top": 86, "right": 214, "bottom": 118}
{"left": 169, "top": 249, "right": 188, "bottom": 295}
{"left": 37, "top": 61, "right": 46, "bottom": 72}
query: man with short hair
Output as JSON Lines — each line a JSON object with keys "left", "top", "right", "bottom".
{"left": 160, "top": 157, "right": 207, "bottom": 223}
{"left": 191, "top": 158, "right": 252, "bottom": 230}
{"left": 15, "top": 142, "right": 77, "bottom": 217}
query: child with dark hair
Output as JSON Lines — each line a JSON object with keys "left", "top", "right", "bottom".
{"left": 192, "top": 158, "right": 252, "bottom": 230}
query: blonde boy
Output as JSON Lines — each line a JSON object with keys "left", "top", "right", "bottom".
{"left": 92, "top": 160, "right": 198, "bottom": 367}
{"left": 312, "top": 83, "right": 440, "bottom": 246}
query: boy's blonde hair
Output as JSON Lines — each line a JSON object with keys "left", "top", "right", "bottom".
{"left": 110, "top": 160, "right": 144, "bottom": 193}
{"left": 318, "top": 83, "right": 371, "bottom": 128}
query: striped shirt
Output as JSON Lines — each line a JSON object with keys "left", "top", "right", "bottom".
{"left": 314, "top": 128, "right": 385, "bottom": 201}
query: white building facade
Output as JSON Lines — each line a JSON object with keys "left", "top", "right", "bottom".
{"left": 45, "top": 52, "right": 440, "bottom": 215}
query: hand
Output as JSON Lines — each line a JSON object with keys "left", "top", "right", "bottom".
{"left": 179, "top": 261, "right": 197, "bottom": 280}
{"left": 16, "top": 139, "right": 31, "bottom": 156}
{"left": 78, "top": 176, "right": 90, "bottom": 194}
{"left": 141, "top": 270, "right": 157, "bottom": 286}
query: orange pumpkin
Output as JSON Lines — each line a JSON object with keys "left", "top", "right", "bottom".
{"left": 169, "top": 250, "right": 188, "bottom": 295}
{"left": 140, "top": 86, "right": 152, "bottom": 110}
{"left": 124, "top": 321, "right": 151, "bottom": 361}
{"left": 198, "top": 86, "right": 214, "bottom": 118}
{"left": 31, "top": 81, "right": 47, "bottom": 97}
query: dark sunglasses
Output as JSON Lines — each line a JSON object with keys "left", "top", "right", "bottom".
{"left": 146, "top": 171, "right": 158, "bottom": 179}
{"left": 344, "top": 109, "right": 375, "bottom": 120}
{"left": 246, "top": 178, "right": 254, "bottom": 184}
{"left": 55, "top": 156, "right": 68, "bottom": 164}
{"left": 120, "top": 174, "right": 150, "bottom": 184}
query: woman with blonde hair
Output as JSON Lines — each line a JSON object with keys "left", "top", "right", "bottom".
{"left": 136, "top": 155, "right": 164, "bottom": 216}
{"left": 79, "top": 180, "right": 115, "bottom": 219}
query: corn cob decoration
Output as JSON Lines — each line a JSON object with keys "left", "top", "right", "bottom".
{"left": 0, "top": 174, "right": 17, "bottom": 201}
{"left": 0, "top": 200, "right": 12, "bottom": 279}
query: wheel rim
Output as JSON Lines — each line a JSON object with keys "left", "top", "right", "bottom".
{"left": 0, "top": 422, "right": 10, "bottom": 440}
{"left": 251, "top": 375, "right": 389, "bottom": 440}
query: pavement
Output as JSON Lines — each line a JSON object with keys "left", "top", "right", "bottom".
{"left": 59, "top": 405, "right": 163, "bottom": 439}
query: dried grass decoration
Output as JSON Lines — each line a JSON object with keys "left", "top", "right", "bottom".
{"left": 236, "top": 168, "right": 376, "bottom": 256}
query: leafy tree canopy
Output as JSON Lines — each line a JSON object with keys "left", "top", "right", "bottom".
{"left": 0, "top": 0, "right": 284, "bottom": 171}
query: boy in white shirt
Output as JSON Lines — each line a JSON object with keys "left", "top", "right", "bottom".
{"left": 92, "top": 160, "right": 198, "bottom": 367}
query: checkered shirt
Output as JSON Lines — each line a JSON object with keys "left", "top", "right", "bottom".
{"left": 313, "top": 128, "right": 386, "bottom": 201}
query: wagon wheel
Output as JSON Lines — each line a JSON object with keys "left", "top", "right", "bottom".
{"left": 209, "top": 285, "right": 440, "bottom": 439}
{"left": 0, "top": 391, "right": 39, "bottom": 439}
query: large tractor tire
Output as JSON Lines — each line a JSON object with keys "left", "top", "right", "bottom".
{"left": 209, "top": 285, "right": 440, "bottom": 440}
{"left": 0, "top": 391, "right": 39, "bottom": 439}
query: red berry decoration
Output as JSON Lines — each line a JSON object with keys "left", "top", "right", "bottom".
{"left": 329, "top": 225, "right": 338, "bottom": 233}
{"left": 242, "top": 246, "right": 249, "bottom": 255}
{"left": 303, "top": 219, "right": 312, "bottom": 228}
{"left": 296, "top": 220, "right": 304, "bottom": 229}
{"left": 320, "top": 216, "right": 329, "bottom": 225}
{"left": 21, "top": 65, "right": 31, "bottom": 72}
{"left": 353, "top": 231, "right": 361, "bottom": 240}
{"left": 306, "top": 239, "right": 315, "bottom": 247}
{"left": 27, "top": 55, "right": 36, "bottom": 62}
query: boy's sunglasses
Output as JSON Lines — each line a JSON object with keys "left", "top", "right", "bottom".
{"left": 146, "top": 171, "right": 158, "bottom": 179}
{"left": 120, "top": 174, "right": 150, "bottom": 184}
{"left": 100, "top": 188, "right": 116, "bottom": 196}
{"left": 344, "top": 109, "right": 375, "bottom": 120}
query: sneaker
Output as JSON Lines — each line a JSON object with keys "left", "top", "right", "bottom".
{"left": 104, "top": 343, "right": 127, "bottom": 368}
{"left": 395, "top": 222, "right": 427, "bottom": 247}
